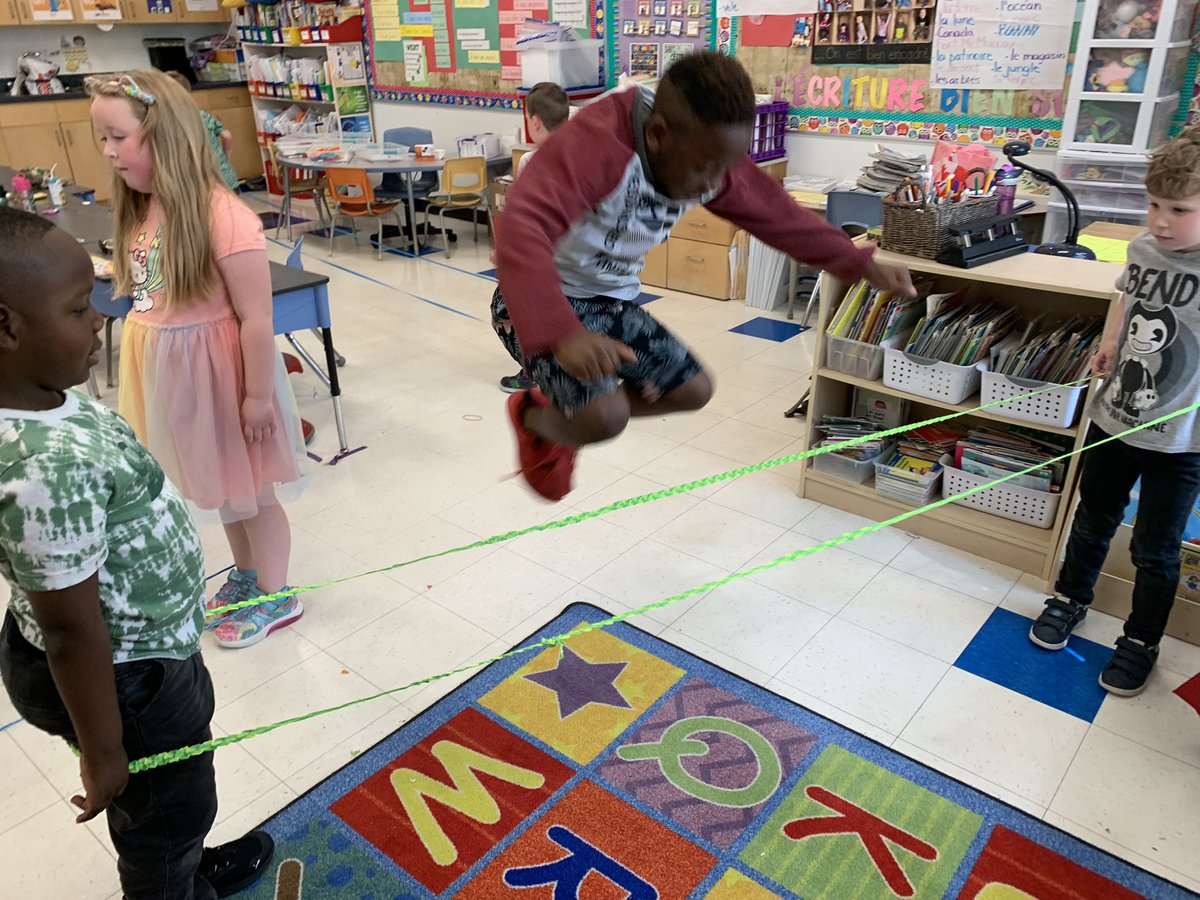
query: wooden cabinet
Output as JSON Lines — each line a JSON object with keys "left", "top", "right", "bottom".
{"left": 60, "top": 119, "right": 112, "bottom": 200}
{"left": 798, "top": 245, "right": 1124, "bottom": 582}
{"left": 641, "top": 157, "right": 788, "bottom": 299}
{"left": 193, "top": 86, "right": 263, "bottom": 181}
{"left": 0, "top": 105, "right": 71, "bottom": 177}
{"left": 0, "top": 0, "right": 22, "bottom": 25}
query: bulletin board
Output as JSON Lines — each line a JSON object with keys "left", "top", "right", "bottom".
{"left": 611, "top": 0, "right": 716, "bottom": 82}
{"left": 732, "top": 0, "right": 1075, "bottom": 150}
{"left": 367, "top": 0, "right": 605, "bottom": 108}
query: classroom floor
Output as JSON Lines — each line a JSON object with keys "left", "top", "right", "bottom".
{"left": 2, "top": 196, "right": 1199, "bottom": 898}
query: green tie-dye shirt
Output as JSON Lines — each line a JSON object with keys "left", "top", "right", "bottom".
{"left": 0, "top": 392, "right": 204, "bottom": 662}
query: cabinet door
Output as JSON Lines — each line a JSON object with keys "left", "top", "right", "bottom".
{"left": 0, "top": 0, "right": 22, "bottom": 24}
{"left": 2, "top": 123, "right": 73, "bottom": 180}
{"left": 119, "top": 0, "right": 177, "bottom": 22}
{"left": 210, "top": 104, "right": 263, "bottom": 180}
{"left": 175, "top": 0, "right": 227, "bottom": 22}
{"left": 61, "top": 119, "right": 113, "bottom": 201}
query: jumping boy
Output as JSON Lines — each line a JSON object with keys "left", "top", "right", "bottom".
{"left": 0, "top": 207, "right": 272, "bottom": 898}
{"left": 493, "top": 51, "right": 914, "bottom": 500}
{"left": 1029, "top": 126, "right": 1200, "bottom": 696}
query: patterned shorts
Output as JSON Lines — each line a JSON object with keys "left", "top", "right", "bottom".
{"left": 491, "top": 287, "right": 704, "bottom": 418}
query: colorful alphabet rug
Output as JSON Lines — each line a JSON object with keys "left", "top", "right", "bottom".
{"left": 244, "top": 603, "right": 1193, "bottom": 898}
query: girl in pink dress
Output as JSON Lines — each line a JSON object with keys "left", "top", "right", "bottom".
{"left": 89, "top": 69, "right": 309, "bottom": 649}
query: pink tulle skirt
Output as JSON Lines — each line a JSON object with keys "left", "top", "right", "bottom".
{"left": 118, "top": 316, "right": 309, "bottom": 523}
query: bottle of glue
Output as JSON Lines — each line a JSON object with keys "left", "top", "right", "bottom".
{"left": 47, "top": 166, "right": 65, "bottom": 210}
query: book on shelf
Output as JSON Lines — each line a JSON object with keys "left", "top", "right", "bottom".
{"left": 950, "top": 425, "right": 1073, "bottom": 493}
{"left": 827, "top": 280, "right": 924, "bottom": 345}
{"left": 852, "top": 387, "right": 909, "bottom": 430}
{"left": 989, "top": 314, "right": 1104, "bottom": 385}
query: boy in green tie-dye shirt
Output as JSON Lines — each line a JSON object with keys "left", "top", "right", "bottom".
{"left": 0, "top": 207, "right": 271, "bottom": 899}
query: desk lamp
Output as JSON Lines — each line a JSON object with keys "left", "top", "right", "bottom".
{"left": 1002, "top": 140, "right": 1096, "bottom": 260}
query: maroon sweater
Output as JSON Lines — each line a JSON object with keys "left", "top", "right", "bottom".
{"left": 495, "top": 86, "right": 875, "bottom": 358}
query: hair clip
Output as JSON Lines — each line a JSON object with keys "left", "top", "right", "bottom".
{"left": 85, "top": 74, "right": 157, "bottom": 106}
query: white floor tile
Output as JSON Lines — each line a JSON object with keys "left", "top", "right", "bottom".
{"left": 765, "top": 676, "right": 897, "bottom": 747}
{"left": 657, "top": 627, "right": 774, "bottom": 686}
{"left": 507, "top": 511, "right": 642, "bottom": 583}
{"left": 672, "top": 579, "right": 829, "bottom": 677}
{"left": 840, "top": 568, "right": 994, "bottom": 663}
{"left": 213, "top": 651, "right": 405, "bottom": 781}
{"left": 633, "top": 443, "right": 747, "bottom": 499}
{"left": 889, "top": 739, "right": 1047, "bottom": 819}
{"left": 653, "top": 502, "right": 786, "bottom": 572}
{"left": 776, "top": 618, "right": 948, "bottom": 735}
{"left": 1092, "top": 667, "right": 1200, "bottom": 768}
{"left": 0, "top": 733, "right": 60, "bottom": 835}
{"left": 423, "top": 548, "right": 576, "bottom": 637}
{"left": 584, "top": 538, "right": 729, "bottom": 628}
{"left": 570, "top": 473, "right": 700, "bottom": 538}
{"left": 707, "top": 468, "right": 819, "bottom": 529}
{"left": 1050, "top": 726, "right": 1200, "bottom": 886}
{"left": 890, "top": 538, "right": 1022, "bottom": 606}
{"left": 901, "top": 668, "right": 1088, "bottom": 807}
{"left": 1000, "top": 572, "right": 1125, "bottom": 648}
{"left": 745, "top": 532, "right": 883, "bottom": 616}
{"left": 203, "top": 627, "right": 323, "bottom": 707}
{"left": 687, "top": 418, "right": 796, "bottom": 467}
{"left": 0, "top": 800, "right": 119, "bottom": 899}
{"left": 792, "top": 504, "right": 915, "bottom": 565}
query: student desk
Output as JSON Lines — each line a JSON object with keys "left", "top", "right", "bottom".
{"left": 281, "top": 151, "right": 509, "bottom": 256}
{"left": 14, "top": 178, "right": 353, "bottom": 453}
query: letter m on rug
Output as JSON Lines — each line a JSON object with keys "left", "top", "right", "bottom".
{"left": 391, "top": 742, "right": 545, "bottom": 865}
{"left": 330, "top": 708, "right": 575, "bottom": 894}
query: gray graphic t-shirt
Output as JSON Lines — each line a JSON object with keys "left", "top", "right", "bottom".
{"left": 0, "top": 392, "right": 204, "bottom": 662}
{"left": 1090, "top": 231, "right": 1200, "bottom": 453}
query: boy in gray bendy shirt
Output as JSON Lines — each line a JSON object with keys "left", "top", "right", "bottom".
{"left": 1029, "top": 127, "right": 1200, "bottom": 696}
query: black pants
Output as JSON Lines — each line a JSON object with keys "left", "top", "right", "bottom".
{"left": 1056, "top": 425, "right": 1200, "bottom": 645}
{"left": 0, "top": 613, "right": 218, "bottom": 900}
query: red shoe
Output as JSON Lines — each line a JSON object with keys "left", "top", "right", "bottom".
{"left": 301, "top": 419, "right": 315, "bottom": 445}
{"left": 506, "top": 388, "right": 576, "bottom": 501}
{"left": 283, "top": 353, "right": 303, "bottom": 376}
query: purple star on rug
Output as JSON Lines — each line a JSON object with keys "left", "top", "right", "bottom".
{"left": 523, "top": 647, "right": 634, "bottom": 719}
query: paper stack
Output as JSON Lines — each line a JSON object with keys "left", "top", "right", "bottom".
{"left": 857, "top": 144, "right": 927, "bottom": 195}
{"left": 743, "top": 236, "right": 789, "bottom": 310}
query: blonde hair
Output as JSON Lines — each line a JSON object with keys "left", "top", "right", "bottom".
{"left": 88, "top": 68, "right": 224, "bottom": 307}
{"left": 1146, "top": 125, "right": 1200, "bottom": 200}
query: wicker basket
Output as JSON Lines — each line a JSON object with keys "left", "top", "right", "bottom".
{"left": 880, "top": 196, "right": 998, "bottom": 260}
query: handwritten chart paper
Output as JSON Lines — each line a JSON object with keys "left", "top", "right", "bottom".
{"left": 930, "top": 0, "right": 1073, "bottom": 90}
{"left": 715, "top": 0, "right": 812, "bottom": 17}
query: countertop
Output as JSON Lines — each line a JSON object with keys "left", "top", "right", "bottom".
{"left": 0, "top": 75, "right": 248, "bottom": 104}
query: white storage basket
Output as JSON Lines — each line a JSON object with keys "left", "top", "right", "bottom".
{"left": 942, "top": 465, "right": 1061, "bottom": 529}
{"left": 883, "top": 349, "right": 985, "bottom": 404}
{"left": 827, "top": 332, "right": 910, "bottom": 381}
{"left": 979, "top": 372, "right": 1086, "bottom": 429}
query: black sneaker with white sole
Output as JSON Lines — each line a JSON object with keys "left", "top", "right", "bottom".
{"left": 199, "top": 830, "right": 274, "bottom": 898}
{"left": 1028, "top": 596, "right": 1088, "bottom": 650}
{"left": 1099, "top": 636, "right": 1159, "bottom": 697}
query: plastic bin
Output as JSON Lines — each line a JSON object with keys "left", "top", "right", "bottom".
{"left": 1045, "top": 200, "right": 1146, "bottom": 243}
{"left": 518, "top": 39, "right": 602, "bottom": 89}
{"left": 1057, "top": 182, "right": 1146, "bottom": 212}
{"left": 1057, "top": 149, "right": 1149, "bottom": 184}
{"left": 942, "top": 465, "right": 1061, "bottom": 529}
{"left": 826, "top": 332, "right": 910, "bottom": 381}
{"left": 979, "top": 372, "right": 1086, "bottom": 429}
{"left": 812, "top": 443, "right": 895, "bottom": 485}
{"left": 751, "top": 101, "right": 788, "bottom": 163}
{"left": 883, "top": 349, "right": 986, "bottom": 404}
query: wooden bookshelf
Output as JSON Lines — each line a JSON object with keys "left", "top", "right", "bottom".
{"left": 797, "top": 243, "right": 1125, "bottom": 583}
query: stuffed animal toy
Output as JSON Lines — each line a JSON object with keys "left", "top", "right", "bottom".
{"left": 9, "top": 53, "right": 64, "bottom": 97}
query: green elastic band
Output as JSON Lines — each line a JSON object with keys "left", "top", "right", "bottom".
{"left": 126, "top": 387, "right": 1199, "bottom": 773}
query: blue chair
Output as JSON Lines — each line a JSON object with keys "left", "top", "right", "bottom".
{"left": 91, "top": 279, "right": 133, "bottom": 389}
{"left": 789, "top": 190, "right": 883, "bottom": 323}
{"left": 376, "top": 127, "right": 438, "bottom": 204}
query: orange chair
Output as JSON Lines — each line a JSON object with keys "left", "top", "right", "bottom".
{"left": 423, "top": 156, "right": 491, "bottom": 259}
{"left": 324, "top": 167, "right": 404, "bottom": 260}
{"left": 268, "top": 142, "right": 329, "bottom": 242}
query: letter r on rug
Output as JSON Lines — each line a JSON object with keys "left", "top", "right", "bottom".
{"left": 503, "top": 825, "right": 658, "bottom": 898}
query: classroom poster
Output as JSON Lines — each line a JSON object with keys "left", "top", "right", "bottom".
{"left": 332, "top": 43, "right": 367, "bottom": 84}
{"left": 812, "top": 0, "right": 937, "bottom": 66}
{"left": 454, "top": 7, "right": 501, "bottom": 69}
{"left": 26, "top": 0, "right": 75, "bottom": 20}
{"left": 403, "top": 39, "right": 429, "bottom": 83}
{"left": 78, "top": 0, "right": 122, "bottom": 19}
{"left": 550, "top": 0, "right": 589, "bottom": 30}
{"left": 739, "top": 12, "right": 811, "bottom": 47}
{"left": 930, "top": 0, "right": 1073, "bottom": 90}
{"left": 630, "top": 42, "right": 660, "bottom": 78}
{"left": 661, "top": 42, "right": 694, "bottom": 70}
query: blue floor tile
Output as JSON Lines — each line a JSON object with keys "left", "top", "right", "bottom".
{"left": 479, "top": 267, "right": 498, "bottom": 278}
{"left": 729, "top": 317, "right": 809, "bottom": 342}
{"left": 954, "top": 607, "right": 1111, "bottom": 722}
{"left": 631, "top": 291, "right": 661, "bottom": 306}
